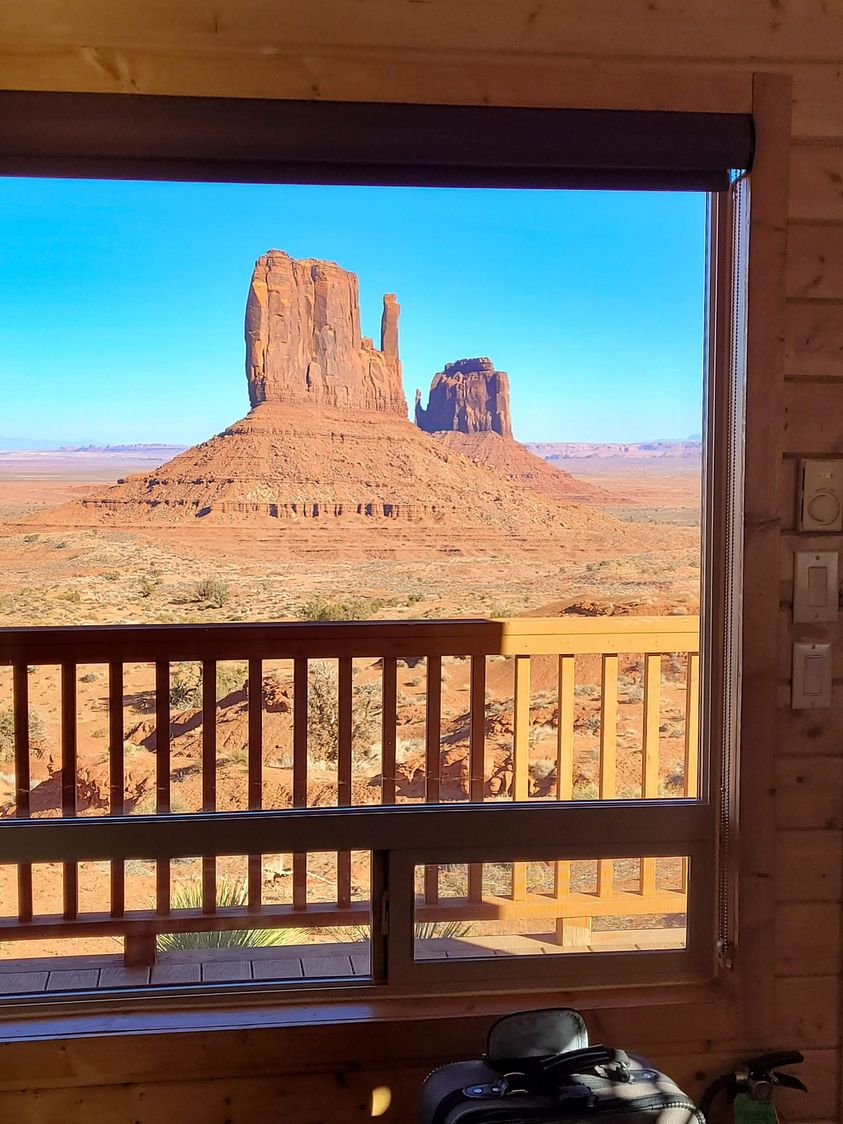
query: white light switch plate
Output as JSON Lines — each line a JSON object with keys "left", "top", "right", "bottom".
{"left": 794, "top": 551, "right": 839, "bottom": 623}
{"left": 799, "top": 460, "right": 843, "bottom": 532}
{"left": 792, "top": 642, "right": 833, "bottom": 709}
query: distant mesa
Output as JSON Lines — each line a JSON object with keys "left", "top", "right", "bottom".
{"left": 28, "top": 252, "right": 620, "bottom": 547}
{"left": 415, "top": 357, "right": 512, "bottom": 437}
{"left": 415, "top": 357, "right": 610, "bottom": 507}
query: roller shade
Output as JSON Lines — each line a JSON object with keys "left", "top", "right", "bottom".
{"left": 0, "top": 90, "right": 753, "bottom": 191}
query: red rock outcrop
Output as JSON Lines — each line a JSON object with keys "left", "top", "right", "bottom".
{"left": 416, "top": 357, "right": 610, "bottom": 506}
{"left": 31, "top": 255, "right": 624, "bottom": 545}
{"left": 246, "top": 250, "right": 406, "bottom": 415}
{"left": 415, "top": 357, "right": 512, "bottom": 436}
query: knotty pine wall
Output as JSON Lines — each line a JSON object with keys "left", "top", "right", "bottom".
{"left": 0, "top": 4, "right": 842, "bottom": 1122}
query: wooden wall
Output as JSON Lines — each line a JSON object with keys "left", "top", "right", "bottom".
{"left": 0, "top": 3, "right": 842, "bottom": 1121}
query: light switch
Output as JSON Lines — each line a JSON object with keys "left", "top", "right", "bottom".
{"left": 794, "top": 551, "right": 839, "bottom": 623}
{"left": 792, "top": 642, "right": 833, "bottom": 709}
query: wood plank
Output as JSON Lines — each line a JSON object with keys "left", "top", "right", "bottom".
{"left": 784, "top": 380, "right": 843, "bottom": 453}
{"left": 201, "top": 659, "right": 216, "bottom": 914}
{"left": 774, "top": 829, "right": 843, "bottom": 902}
{"left": 468, "top": 655, "right": 485, "bottom": 902}
{"left": 301, "top": 955, "right": 352, "bottom": 978}
{"left": 775, "top": 755, "right": 843, "bottom": 828}
{"left": 775, "top": 901, "right": 842, "bottom": 975}
{"left": 46, "top": 968, "right": 100, "bottom": 991}
{"left": 251, "top": 957, "right": 303, "bottom": 979}
{"left": 12, "top": 662, "right": 32, "bottom": 924}
{"left": 773, "top": 974, "right": 841, "bottom": 1049}
{"left": 787, "top": 222, "right": 843, "bottom": 299}
{"left": 201, "top": 960, "right": 251, "bottom": 982}
{"left": 108, "top": 661, "right": 125, "bottom": 920}
{"left": 60, "top": 662, "right": 78, "bottom": 922}
{"left": 784, "top": 301, "right": 843, "bottom": 378}
{"left": 381, "top": 655, "right": 397, "bottom": 805}
{"left": 512, "top": 655, "right": 530, "bottom": 804}
{"left": 292, "top": 657, "right": 308, "bottom": 912}
{"left": 424, "top": 655, "right": 442, "bottom": 804}
{"left": 739, "top": 72, "right": 793, "bottom": 1038}
{"left": 684, "top": 654, "right": 699, "bottom": 798}
{"left": 790, "top": 64, "right": 843, "bottom": 141}
{"left": 641, "top": 655, "right": 661, "bottom": 896}
{"left": 0, "top": 971, "right": 47, "bottom": 994}
{"left": 99, "top": 965, "right": 151, "bottom": 987}
{"left": 0, "top": 1, "right": 835, "bottom": 63}
{"left": 149, "top": 961, "right": 201, "bottom": 984}
{"left": 336, "top": 658, "right": 353, "bottom": 911}
{"left": 556, "top": 656, "right": 575, "bottom": 801}
{"left": 791, "top": 144, "right": 843, "bottom": 222}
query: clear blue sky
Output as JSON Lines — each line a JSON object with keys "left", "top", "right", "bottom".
{"left": 0, "top": 178, "right": 706, "bottom": 446}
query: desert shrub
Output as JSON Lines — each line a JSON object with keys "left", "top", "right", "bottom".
{"left": 80, "top": 671, "right": 98, "bottom": 683}
{"left": 529, "top": 758, "right": 556, "bottom": 783}
{"left": 138, "top": 573, "right": 162, "bottom": 599}
{"left": 57, "top": 589, "right": 81, "bottom": 603}
{"left": 169, "top": 664, "right": 201, "bottom": 711}
{"left": 216, "top": 661, "right": 246, "bottom": 698}
{"left": 297, "top": 595, "right": 383, "bottom": 622}
{"left": 23, "top": 534, "right": 38, "bottom": 544}
{"left": 195, "top": 576, "right": 230, "bottom": 608}
{"left": 156, "top": 879, "right": 304, "bottom": 950}
{"left": 575, "top": 713, "right": 601, "bottom": 735}
{"left": 102, "top": 571, "right": 120, "bottom": 582}
{"left": 0, "top": 707, "right": 46, "bottom": 763}
{"left": 620, "top": 685, "right": 645, "bottom": 703}
{"left": 396, "top": 736, "right": 425, "bottom": 763}
{"left": 307, "top": 660, "right": 380, "bottom": 765}
{"left": 574, "top": 684, "right": 599, "bottom": 699}
{"left": 52, "top": 540, "right": 68, "bottom": 550}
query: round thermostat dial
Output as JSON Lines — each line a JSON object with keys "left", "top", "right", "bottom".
{"left": 807, "top": 490, "right": 841, "bottom": 526}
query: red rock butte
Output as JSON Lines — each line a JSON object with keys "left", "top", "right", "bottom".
{"left": 30, "top": 252, "right": 623, "bottom": 549}
{"left": 415, "top": 357, "right": 610, "bottom": 506}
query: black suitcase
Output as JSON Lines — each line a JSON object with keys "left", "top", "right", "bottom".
{"left": 419, "top": 1008, "right": 704, "bottom": 1124}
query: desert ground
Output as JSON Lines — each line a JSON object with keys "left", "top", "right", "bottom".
{"left": 0, "top": 449, "right": 698, "bottom": 964}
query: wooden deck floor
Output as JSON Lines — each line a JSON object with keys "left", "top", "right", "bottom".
{"left": 0, "top": 929, "right": 685, "bottom": 995}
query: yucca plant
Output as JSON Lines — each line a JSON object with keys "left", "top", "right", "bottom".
{"left": 157, "top": 878, "right": 305, "bottom": 951}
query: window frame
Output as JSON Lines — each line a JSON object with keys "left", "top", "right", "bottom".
{"left": 0, "top": 75, "right": 790, "bottom": 1027}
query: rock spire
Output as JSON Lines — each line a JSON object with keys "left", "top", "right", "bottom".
{"left": 246, "top": 250, "right": 406, "bottom": 415}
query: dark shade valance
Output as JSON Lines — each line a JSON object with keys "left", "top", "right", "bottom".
{"left": 0, "top": 90, "right": 754, "bottom": 191}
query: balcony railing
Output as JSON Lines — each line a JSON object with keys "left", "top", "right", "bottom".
{"left": 0, "top": 615, "right": 699, "bottom": 981}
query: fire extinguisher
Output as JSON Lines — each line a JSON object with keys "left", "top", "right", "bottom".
{"left": 700, "top": 1052, "right": 807, "bottom": 1124}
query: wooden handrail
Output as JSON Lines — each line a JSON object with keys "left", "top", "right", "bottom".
{"left": 0, "top": 616, "right": 700, "bottom": 967}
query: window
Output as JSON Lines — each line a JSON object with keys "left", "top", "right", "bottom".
{"left": 0, "top": 94, "right": 751, "bottom": 1008}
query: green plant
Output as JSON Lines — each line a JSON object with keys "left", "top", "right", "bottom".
{"left": 102, "top": 571, "right": 120, "bottom": 582}
{"left": 414, "top": 920, "right": 476, "bottom": 941}
{"left": 169, "top": 664, "right": 201, "bottom": 711}
{"left": 57, "top": 589, "right": 81, "bottom": 603}
{"left": 156, "top": 879, "right": 305, "bottom": 950}
{"left": 195, "top": 576, "right": 230, "bottom": 608}
{"left": 0, "top": 707, "right": 46, "bottom": 763}
{"left": 307, "top": 660, "right": 380, "bottom": 764}
{"left": 297, "top": 595, "right": 381, "bottom": 622}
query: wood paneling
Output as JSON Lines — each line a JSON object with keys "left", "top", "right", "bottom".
{"left": 774, "top": 829, "right": 843, "bottom": 901}
{"left": 776, "top": 756, "right": 843, "bottom": 827}
{"left": 2, "top": 0, "right": 843, "bottom": 63}
{"left": 791, "top": 145, "right": 843, "bottom": 222}
{"left": 785, "top": 302, "right": 843, "bottom": 378}
{"left": 784, "top": 380, "right": 843, "bottom": 453}
{"left": 788, "top": 224, "right": 843, "bottom": 300}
